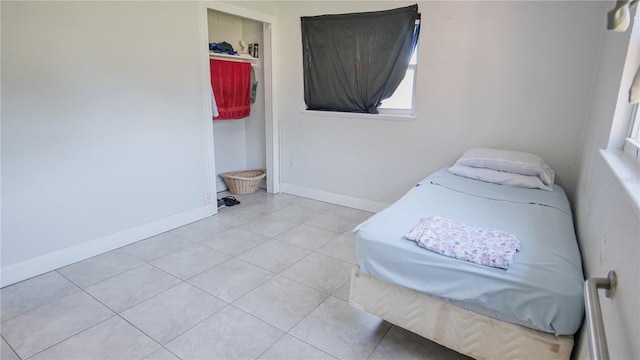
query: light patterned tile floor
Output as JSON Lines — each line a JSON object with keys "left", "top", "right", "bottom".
{"left": 0, "top": 190, "right": 469, "bottom": 360}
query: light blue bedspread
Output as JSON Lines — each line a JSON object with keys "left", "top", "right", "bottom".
{"left": 354, "top": 169, "right": 585, "bottom": 335}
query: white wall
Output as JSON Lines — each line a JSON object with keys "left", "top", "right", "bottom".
{"left": 1, "top": 1, "right": 214, "bottom": 285}
{"left": 243, "top": 19, "right": 267, "bottom": 172}
{"left": 573, "top": 4, "right": 640, "bottom": 359}
{"left": 223, "top": 1, "right": 278, "bottom": 17}
{"left": 208, "top": 8, "right": 243, "bottom": 44}
{"left": 277, "top": 1, "right": 604, "bottom": 206}
{"left": 574, "top": 155, "right": 640, "bottom": 360}
{"left": 213, "top": 121, "right": 248, "bottom": 190}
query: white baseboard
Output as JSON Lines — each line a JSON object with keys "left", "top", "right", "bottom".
{"left": 0, "top": 205, "right": 216, "bottom": 287}
{"left": 280, "top": 183, "right": 389, "bottom": 213}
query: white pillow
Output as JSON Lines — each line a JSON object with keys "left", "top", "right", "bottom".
{"left": 455, "top": 147, "right": 555, "bottom": 186}
{"left": 449, "top": 164, "right": 553, "bottom": 191}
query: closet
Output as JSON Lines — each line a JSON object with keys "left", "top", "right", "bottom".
{"left": 208, "top": 10, "right": 267, "bottom": 193}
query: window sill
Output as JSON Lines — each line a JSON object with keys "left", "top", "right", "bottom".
{"left": 301, "top": 110, "right": 415, "bottom": 122}
{"left": 600, "top": 148, "right": 640, "bottom": 211}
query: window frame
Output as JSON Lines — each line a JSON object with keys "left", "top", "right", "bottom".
{"left": 623, "top": 103, "right": 640, "bottom": 161}
{"left": 629, "top": 104, "right": 640, "bottom": 139}
{"left": 378, "top": 37, "right": 419, "bottom": 116}
{"left": 301, "top": 8, "right": 420, "bottom": 115}
{"left": 378, "top": 63, "right": 417, "bottom": 116}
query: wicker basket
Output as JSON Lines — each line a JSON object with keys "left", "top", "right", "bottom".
{"left": 219, "top": 168, "right": 266, "bottom": 195}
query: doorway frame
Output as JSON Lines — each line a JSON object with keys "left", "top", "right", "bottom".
{"left": 199, "top": 1, "right": 280, "bottom": 205}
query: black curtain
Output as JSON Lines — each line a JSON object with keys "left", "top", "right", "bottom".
{"left": 301, "top": 5, "right": 420, "bottom": 114}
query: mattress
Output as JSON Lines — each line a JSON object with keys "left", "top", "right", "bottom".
{"left": 349, "top": 265, "right": 574, "bottom": 360}
{"left": 353, "top": 169, "right": 584, "bottom": 335}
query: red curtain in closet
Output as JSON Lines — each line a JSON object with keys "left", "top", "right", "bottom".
{"left": 210, "top": 59, "right": 251, "bottom": 120}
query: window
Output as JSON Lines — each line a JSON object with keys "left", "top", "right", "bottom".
{"left": 301, "top": 5, "right": 420, "bottom": 114}
{"left": 379, "top": 48, "right": 417, "bottom": 114}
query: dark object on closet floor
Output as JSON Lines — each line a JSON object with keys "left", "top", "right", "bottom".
{"left": 222, "top": 196, "right": 241, "bottom": 207}
{"left": 217, "top": 199, "right": 226, "bottom": 209}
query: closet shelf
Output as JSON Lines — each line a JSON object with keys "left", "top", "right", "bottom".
{"left": 209, "top": 52, "right": 258, "bottom": 65}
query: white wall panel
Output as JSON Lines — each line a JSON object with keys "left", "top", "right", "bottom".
{"left": 1, "top": 1, "right": 212, "bottom": 279}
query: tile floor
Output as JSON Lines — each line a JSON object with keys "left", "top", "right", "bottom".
{"left": 1, "top": 190, "right": 469, "bottom": 360}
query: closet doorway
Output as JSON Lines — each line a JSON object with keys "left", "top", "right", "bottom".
{"left": 200, "top": 2, "right": 278, "bottom": 205}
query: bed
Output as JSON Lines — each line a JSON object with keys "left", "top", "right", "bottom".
{"left": 349, "top": 149, "right": 584, "bottom": 360}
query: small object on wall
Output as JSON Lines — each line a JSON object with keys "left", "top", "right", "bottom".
{"left": 238, "top": 40, "right": 249, "bottom": 55}
{"left": 606, "top": 0, "right": 638, "bottom": 32}
{"left": 246, "top": 43, "right": 259, "bottom": 58}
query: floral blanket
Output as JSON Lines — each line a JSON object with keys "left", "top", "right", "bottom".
{"left": 404, "top": 216, "right": 521, "bottom": 270}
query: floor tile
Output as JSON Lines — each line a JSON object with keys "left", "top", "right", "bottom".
{"left": 31, "top": 316, "right": 159, "bottom": 360}
{"left": 244, "top": 194, "right": 296, "bottom": 213}
{"left": 187, "top": 258, "right": 273, "bottom": 302}
{"left": 1, "top": 337, "right": 20, "bottom": 360}
{"left": 238, "top": 239, "right": 311, "bottom": 273}
{"left": 272, "top": 193, "right": 305, "bottom": 202}
{"left": 218, "top": 190, "right": 269, "bottom": 206}
{"left": 143, "top": 347, "right": 181, "bottom": 360}
{"left": 121, "top": 282, "right": 226, "bottom": 344}
{"left": 342, "top": 225, "right": 360, "bottom": 236}
{"left": 332, "top": 279, "right": 351, "bottom": 302}
{"left": 316, "top": 233, "right": 358, "bottom": 264}
{"left": 290, "top": 297, "right": 391, "bottom": 360}
{"left": 166, "top": 306, "right": 283, "bottom": 360}
{"left": 287, "top": 197, "right": 339, "bottom": 212}
{"left": 123, "top": 231, "right": 195, "bottom": 262}
{"left": 4, "top": 192, "right": 393, "bottom": 360}
{"left": 281, "top": 253, "right": 351, "bottom": 293}
{"left": 0, "top": 271, "right": 79, "bottom": 321}
{"left": 369, "top": 326, "right": 472, "bottom": 360}
{"left": 241, "top": 214, "right": 298, "bottom": 238}
{"left": 167, "top": 222, "right": 209, "bottom": 243}
{"left": 200, "top": 227, "right": 269, "bottom": 256}
{"left": 57, "top": 249, "right": 145, "bottom": 288}
{"left": 1, "top": 291, "right": 114, "bottom": 359}
{"left": 272, "top": 203, "right": 329, "bottom": 223}
{"left": 305, "top": 207, "right": 372, "bottom": 233}
{"left": 150, "top": 244, "right": 230, "bottom": 280}
{"left": 276, "top": 224, "right": 339, "bottom": 250}
{"left": 85, "top": 264, "right": 181, "bottom": 312}
{"left": 214, "top": 205, "right": 264, "bottom": 226}
{"left": 192, "top": 215, "right": 233, "bottom": 242}
{"left": 234, "top": 276, "right": 328, "bottom": 331}
{"left": 259, "top": 334, "right": 336, "bottom": 360}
